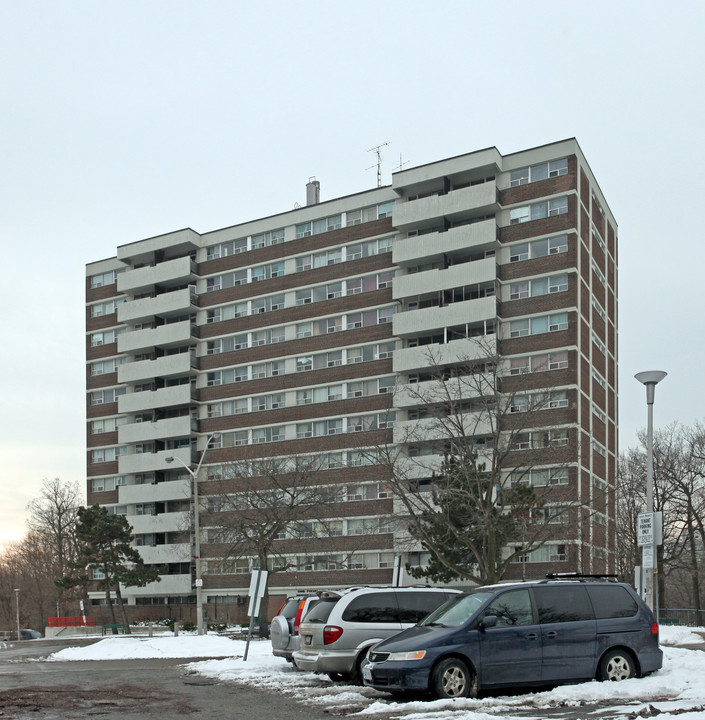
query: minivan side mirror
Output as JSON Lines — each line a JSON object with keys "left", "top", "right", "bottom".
{"left": 479, "top": 615, "right": 498, "bottom": 630}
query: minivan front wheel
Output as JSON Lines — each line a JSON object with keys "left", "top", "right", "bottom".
{"left": 432, "top": 658, "right": 476, "bottom": 699}
{"left": 599, "top": 649, "right": 636, "bottom": 681}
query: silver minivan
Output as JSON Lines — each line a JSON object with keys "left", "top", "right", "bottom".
{"left": 293, "top": 586, "right": 458, "bottom": 682}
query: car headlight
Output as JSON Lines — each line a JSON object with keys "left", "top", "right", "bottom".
{"left": 386, "top": 650, "right": 427, "bottom": 662}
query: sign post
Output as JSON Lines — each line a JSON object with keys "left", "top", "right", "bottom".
{"left": 636, "top": 511, "right": 662, "bottom": 610}
{"left": 243, "top": 570, "right": 268, "bottom": 661}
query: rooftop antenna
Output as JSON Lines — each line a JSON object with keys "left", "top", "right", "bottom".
{"left": 393, "top": 153, "right": 410, "bottom": 173}
{"left": 366, "top": 141, "right": 391, "bottom": 188}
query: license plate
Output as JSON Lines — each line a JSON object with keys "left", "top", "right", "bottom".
{"left": 362, "top": 667, "right": 372, "bottom": 682}
{"left": 304, "top": 635, "right": 312, "bottom": 645}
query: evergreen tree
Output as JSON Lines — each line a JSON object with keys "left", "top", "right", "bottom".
{"left": 406, "top": 454, "right": 541, "bottom": 584}
{"left": 62, "top": 505, "right": 161, "bottom": 633}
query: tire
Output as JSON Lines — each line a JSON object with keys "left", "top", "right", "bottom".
{"left": 599, "top": 649, "right": 636, "bottom": 682}
{"left": 431, "top": 658, "right": 476, "bottom": 699}
{"left": 350, "top": 647, "right": 371, "bottom": 685}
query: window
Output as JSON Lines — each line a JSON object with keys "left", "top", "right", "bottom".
{"left": 510, "top": 197, "right": 569, "bottom": 224}
{"left": 509, "top": 235, "right": 568, "bottom": 263}
{"left": 510, "top": 468, "right": 569, "bottom": 487}
{"left": 592, "top": 260, "right": 606, "bottom": 286}
{"left": 296, "top": 289, "right": 312, "bottom": 306}
{"left": 592, "top": 368, "right": 606, "bottom": 389}
{"left": 90, "top": 270, "right": 119, "bottom": 288}
{"left": 377, "top": 201, "right": 394, "bottom": 218}
{"left": 513, "top": 429, "right": 569, "bottom": 450}
{"left": 592, "top": 333, "right": 606, "bottom": 355}
{"left": 534, "top": 586, "right": 593, "bottom": 623}
{"left": 251, "top": 228, "right": 285, "bottom": 249}
{"left": 296, "top": 222, "right": 312, "bottom": 238}
{"left": 90, "top": 358, "right": 125, "bottom": 375}
{"left": 377, "top": 271, "right": 394, "bottom": 289}
{"left": 89, "top": 298, "right": 125, "bottom": 317}
{"left": 90, "top": 387, "right": 126, "bottom": 405}
{"left": 297, "top": 357, "right": 312, "bottom": 372}
{"left": 509, "top": 158, "right": 568, "bottom": 187}
{"left": 90, "top": 329, "right": 124, "bottom": 346}
{"left": 587, "top": 586, "right": 638, "bottom": 619}
{"left": 377, "top": 307, "right": 394, "bottom": 324}
{"left": 592, "top": 297, "right": 607, "bottom": 321}
{"left": 91, "top": 446, "right": 127, "bottom": 463}
{"left": 484, "top": 589, "right": 533, "bottom": 627}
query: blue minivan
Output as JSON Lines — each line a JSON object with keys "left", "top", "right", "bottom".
{"left": 362, "top": 576, "right": 662, "bottom": 698}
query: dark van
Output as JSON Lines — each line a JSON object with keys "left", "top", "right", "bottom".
{"left": 362, "top": 575, "right": 662, "bottom": 698}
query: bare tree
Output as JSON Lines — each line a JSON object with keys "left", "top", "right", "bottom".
{"left": 201, "top": 453, "right": 340, "bottom": 626}
{"left": 26, "top": 478, "right": 82, "bottom": 616}
{"left": 377, "top": 340, "right": 578, "bottom": 585}
{"left": 617, "top": 423, "right": 705, "bottom": 611}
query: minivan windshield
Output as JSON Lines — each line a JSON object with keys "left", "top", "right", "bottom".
{"left": 419, "top": 592, "right": 494, "bottom": 627}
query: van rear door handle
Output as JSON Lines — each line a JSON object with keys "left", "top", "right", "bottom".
{"left": 545, "top": 631, "right": 558, "bottom": 638}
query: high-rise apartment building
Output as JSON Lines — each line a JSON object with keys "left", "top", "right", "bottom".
{"left": 85, "top": 138, "right": 617, "bottom": 618}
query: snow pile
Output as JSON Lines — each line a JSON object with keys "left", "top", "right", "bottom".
{"left": 659, "top": 625, "right": 705, "bottom": 646}
{"left": 49, "top": 634, "right": 241, "bottom": 661}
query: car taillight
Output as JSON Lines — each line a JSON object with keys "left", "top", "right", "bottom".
{"left": 651, "top": 622, "right": 659, "bottom": 635}
{"left": 293, "top": 599, "right": 306, "bottom": 635}
{"left": 323, "top": 625, "right": 343, "bottom": 645}
{"left": 275, "top": 599, "right": 287, "bottom": 616}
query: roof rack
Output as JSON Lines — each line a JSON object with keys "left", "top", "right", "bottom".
{"left": 545, "top": 572, "right": 619, "bottom": 583}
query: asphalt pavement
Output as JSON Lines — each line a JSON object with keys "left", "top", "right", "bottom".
{"left": 0, "top": 637, "right": 331, "bottom": 720}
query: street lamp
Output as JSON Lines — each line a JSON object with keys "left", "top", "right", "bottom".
{"left": 14, "top": 589, "right": 20, "bottom": 641}
{"left": 165, "top": 432, "right": 221, "bottom": 635}
{"left": 635, "top": 370, "right": 667, "bottom": 619}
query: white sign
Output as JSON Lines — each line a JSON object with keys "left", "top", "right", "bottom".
{"left": 194, "top": 578, "right": 203, "bottom": 587}
{"left": 247, "top": 570, "right": 269, "bottom": 617}
{"left": 637, "top": 512, "right": 654, "bottom": 546}
{"left": 642, "top": 545, "right": 655, "bottom": 569}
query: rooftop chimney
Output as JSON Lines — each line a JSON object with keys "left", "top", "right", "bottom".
{"left": 306, "top": 177, "right": 320, "bottom": 206}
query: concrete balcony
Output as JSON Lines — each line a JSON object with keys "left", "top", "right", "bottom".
{"left": 127, "top": 510, "right": 190, "bottom": 535}
{"left": 393, "top": 335, "right": 497, "bottom": 374}
{"left": 118, "top": 288, "right": 196, "bottom": 324}
{"left": 118, "top": 256, "right": 198, "bottom": 294}
{"left": 118, "top": 320, "right": 196, "bottom": 354}
{"left": 119, "top": 416, "right": 195, "bottom": 444}
{"left": 118, "top": 479, "right": 191, "bottom": 506}
{"left": 394, "top": 374, "right": 493, "bottom": 408}
{"left": 392, "top": 296, "right": 496, "bottom": 337}
{"left": 136, "top": 543, "right": 191, "bottom": 565}
{"left": 394, "top": 453, "right": 444, "bottom": 479}
{"left": 393, "top": 219, "right": 497, "bottom": 266}
{"left": 393, "top": 412, "right": 493, "bottom": 445}
{"left": 124, "top": 574, "right": 192, "bottom": 596}
{"left": 393, "top": 450, "right": 494, "bottom": 480}
{"left": 393, "top": 257, "right": 496, "bottom": 300}
{"left": 118, "top": 447, "right": 192, "bottom": 475}
{"left": 118, "top": 353, "right": 196, "bottom": 384}
{"left": 118, "top": 384, "right": 194, "bottom": 414}
{"left": 393, "top": 182, "right": 497, "bottom": 230}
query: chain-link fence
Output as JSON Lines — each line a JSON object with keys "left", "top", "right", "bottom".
{"left": 659, "top": 608, "right": 705, "bottom": 626}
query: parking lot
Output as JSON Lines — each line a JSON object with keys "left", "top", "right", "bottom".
{"left": 2, "top": 630, "right": 705, "bottom": 720}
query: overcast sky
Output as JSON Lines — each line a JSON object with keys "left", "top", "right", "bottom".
{"left": 1, "top": 0, "right": 703, "bottom": 547}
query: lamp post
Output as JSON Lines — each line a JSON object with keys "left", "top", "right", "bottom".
{"left": 14, "top": 589, "right": 20, "bottom": 641}
{"left": 165, "top": 432, "right": 220, "bottom": 635}
{"left": 634, "top": 370, "right": 667, "bottom": 619}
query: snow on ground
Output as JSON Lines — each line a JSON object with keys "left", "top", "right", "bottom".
{"left": 49, "top": 634, "right": 241, "bottom": 661}
{"left": 47, "top": 627, "right": 705, "bottom": 719}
